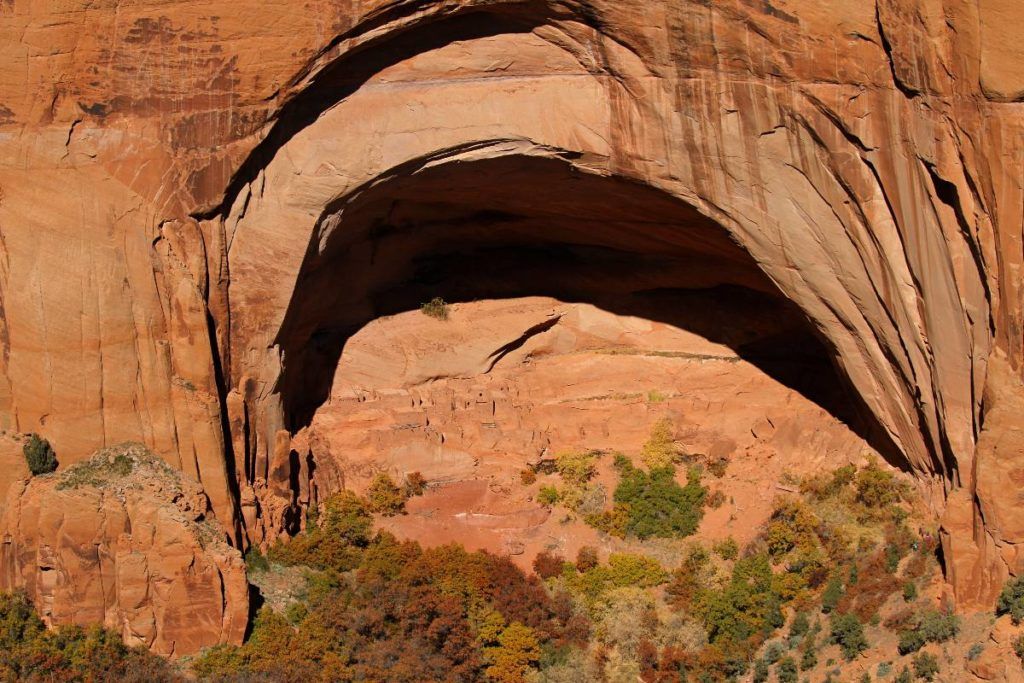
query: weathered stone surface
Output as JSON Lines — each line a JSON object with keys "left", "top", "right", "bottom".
{"left": 0, "top": 0, "right": 1022, "bottom": 646}
{"left": 0, "top": 443, "right": 248, "bottom": 656}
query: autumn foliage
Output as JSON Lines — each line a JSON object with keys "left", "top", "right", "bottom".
{"left": 196, "top": 492, "right": 585, "bottom": 682}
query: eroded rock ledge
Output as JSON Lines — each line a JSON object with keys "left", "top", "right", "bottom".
{"left": 0, "top": 440, "right": 248, "bottom": 656}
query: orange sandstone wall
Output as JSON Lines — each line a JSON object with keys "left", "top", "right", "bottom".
{"left": 0, "top": 0, "right": 1021, "bottom": 650}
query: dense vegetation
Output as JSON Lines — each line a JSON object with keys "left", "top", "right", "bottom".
{"left": 540, "top": 428, "right": 708, "bottom": 542}
{"left": 7, "top": 435, "right": 1023, "bottom": 682}
{"left": 0, "top": 592, "right": 178, "bottom": 681}
{"left": 193, "top": 453, "right": 960, "bottom": 682}
{"left": 200, "top": 492, "right": 588, "bottom": 682}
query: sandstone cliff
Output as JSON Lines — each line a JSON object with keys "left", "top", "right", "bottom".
{"left": 0, "top": 440, "right": 248, "bottom": 656}
{"left": 0, "top": 0, "right": 1022, "bottom": 650}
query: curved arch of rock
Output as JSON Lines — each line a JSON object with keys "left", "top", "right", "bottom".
{"left": 208, "top": 0, "right": 1001, "bottom": 603}
{"left": 0, "top": 0, "right": 1023, "bottom": 654}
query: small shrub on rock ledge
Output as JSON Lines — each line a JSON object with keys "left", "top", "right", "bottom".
{"left": 997, "top": 574, "right": 1024, "bottom": 624}
{"left": 420, "top": 296, "right": 450, "bottom": 320}
{"left": 22, "top": 434, "right": 57, "bottom": 475}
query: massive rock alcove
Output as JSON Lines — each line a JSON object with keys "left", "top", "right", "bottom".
{"left": 0, "top": 0, "right": 1023, "bottom": 654}
{"left": 254, "top": 150, "right": 899, "bottom": 559}
{"left": 274, "top": 153, "right": 872, "bottom": 439}
{"left": 208, "top": 0, "right": 1011, "bottom": 611}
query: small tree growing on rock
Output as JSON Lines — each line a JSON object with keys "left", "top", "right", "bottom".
{"left": 23, "top": 434, "right": 57, "bottom": 475}
{"left": 997, "top": 575, "right": 1024, "bottom": 624}
{"left": 366, "top": 473, "right": 406, "bottom": 516}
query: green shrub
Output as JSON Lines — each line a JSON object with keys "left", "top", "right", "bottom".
{"left": 22, "top": 434, "right": 57, "bottom": 475}
{"left": 763, "top": 641, "right": 783, "bottom": 664}
{"left": 537, "top": 486, "right": 560, "bottom": 506}
{"left": 902, "top": 581, "right": 917, "bottom": 602}
{"left": 912, "top": 651, "right": 939, "bottom": 681}
{"left": 997, "top": 575, "right": 1024, "bottom": 624}
{"left": 877, "top": 661, "right": 892, "bottom": 678}
{"left": 822, "top": 575, "right": 844, "bottom": 613}
{"left": 366, "top": 473, "right": 406, "bottom": 516}
{"left": 696, "top": 553, "right": 784, "bottom": 652}
{"left": 1014, "top": 634, "right": 1024, "bottom": 662}
{"left": 895, "top": 608, "right": 958, "bottom": 655}
{"left": 752, "top": 658, "right": 769, "bottom": 683}
{"left": 420, "top": 297, "right": 449, "bottom": 320}
{"left": 790, "top": 611, "right": 810, "bottom": 638}
{"left": 919, "top": 609, "right": 959, "bottom": 643}
{"left": 894, "top": 666, "right": 912, "bottom": 683}
{"left": 776, "top": 656, "right": 798, "bottom": 683}
{"left": 885, "top": 542, "right": 905, "bottom": 573}
{"left": 967, "top": 643, "right": 984, "bottom": 661}
{"left": 713, "top": 537, "right": 739, "bottom": 561}
{"left": 799, "top": 642, "right": 817, "bottom": 671}
{"left": 830, "top": 613, "right": 867, "bottom": 661}
{"left": 244, "top": 546, "right": 270, "bottom": 573}
{"left": 897, "top": 629, "right": 925, "bottom": 655}
{"left": 611, "top": 458, "right": 705, "bottom": 539}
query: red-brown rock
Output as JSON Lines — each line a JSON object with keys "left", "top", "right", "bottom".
{"left": 0, "top": 0, "right": 1022, "bottom": 647}
{"left": 0, "top": 443, "right": 248, "bottom": 656}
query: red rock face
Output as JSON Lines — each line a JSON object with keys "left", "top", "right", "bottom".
{"left": 318, "top": 296, "right": 878, "bottom": 568}
{"left": 0, "top": 0, "right": 1023, "bottom": 650}
{"left": 0, "top": 442, "right": 247, "bottom": 656}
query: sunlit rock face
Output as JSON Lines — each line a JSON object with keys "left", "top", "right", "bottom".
{"left": 0, "top": 440, "right": 248, "bottom": 656}
{"left": 0, "top": 0, "right": 1023, "bottom": 650}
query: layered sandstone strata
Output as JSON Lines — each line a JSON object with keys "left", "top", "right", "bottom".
{"left": 0, "top": 0, "right": 1021, "bottom": 649}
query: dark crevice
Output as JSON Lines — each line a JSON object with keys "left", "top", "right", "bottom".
{"left": 485, "top": 315, "right": 562, "bottom": 373}
{"left": 205, "top": 308, "right": 245, "bottom": 547}
{"left": 875, "top": 3, "right": 920, "bottom": 99}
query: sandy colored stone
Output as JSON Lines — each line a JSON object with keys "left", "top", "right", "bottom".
{"left": 0, "top": 0, "right": 1020, "bottom": 645}
{"left": 0, "top": 443, "right": 247, "bottom": 656}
